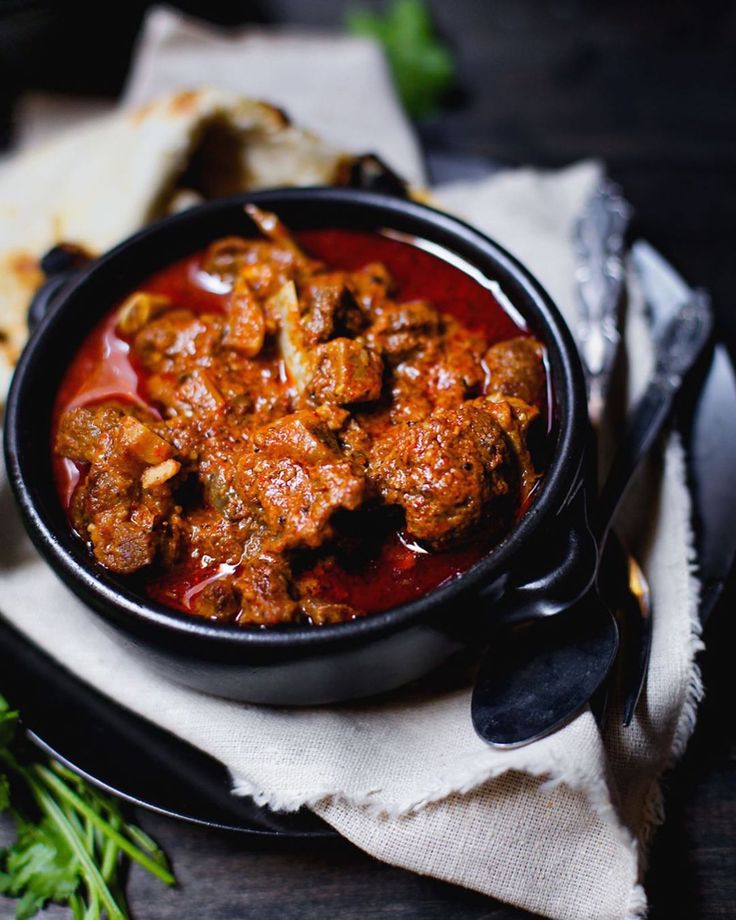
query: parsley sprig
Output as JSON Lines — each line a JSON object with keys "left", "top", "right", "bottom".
{"left": 0, "top": 695, "right": 175, "bottom": 919}
{"left": 346, "top": 0, "right": 455, "bottom": 119}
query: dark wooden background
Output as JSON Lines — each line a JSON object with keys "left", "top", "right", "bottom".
{"left": 1, "top": 1, "right": 734, "bottom": 917}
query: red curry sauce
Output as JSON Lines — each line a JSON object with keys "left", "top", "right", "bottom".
{"left": 53, "top": 226, "right": 542, "bottom": 623}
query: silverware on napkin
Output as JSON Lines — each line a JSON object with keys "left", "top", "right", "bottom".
{"left": 573, "top": 178, "right": 631, "bottom": 425}
{"left": 632, "top": 241, "right": 736, "bottom": 627}
{"left": 573, "top": 178, "right": 651, "bottom": 726}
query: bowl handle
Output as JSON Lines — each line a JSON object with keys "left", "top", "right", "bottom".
{"left": 28, "top": 244, "right": 92, "bottom": 331}
{"left": 479, "top": 483, "right": 599, "bottom": 626}
{"left": 341, "top": 154, "right": 410, "bottom": 198}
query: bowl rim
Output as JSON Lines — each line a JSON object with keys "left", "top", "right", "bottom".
{"left": 4, "top": 187, "right": 588, "bottom": 651}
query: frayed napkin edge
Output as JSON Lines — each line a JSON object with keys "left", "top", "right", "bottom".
{"left": 626, "top": 883, "right": 649, "bottom": 920}
{"left": 231, "top": 732, "right": 639, "bottom": 852}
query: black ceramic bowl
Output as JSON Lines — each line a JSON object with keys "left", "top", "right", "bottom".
{"left": 5, "top": 188, "right": 588, "bottom": 704}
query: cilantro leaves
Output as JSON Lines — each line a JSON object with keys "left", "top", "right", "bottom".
{"left": 346, "top": 0, "right": 455, "bottom": 118}
{"left": 0, "top": 693, "right": 174, "bottom": 918}
{"left": 0, "top": 817, "right": 79, "bottom": 920}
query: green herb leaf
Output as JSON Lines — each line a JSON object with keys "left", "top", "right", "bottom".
{"left": 0, "top": 815, "right": 80, "bottom": 919}
{"left": 33, "top": 763, "right": 174, "bottom": 886}
{"left": 0, "top": 693, "right": 175, "bottom": 917}
{"left": 346, "top": 0, "right": 455, "bottom": 118}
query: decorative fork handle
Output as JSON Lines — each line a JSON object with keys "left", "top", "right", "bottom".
{"left": 593, "top": 289, "right": 713, "bottom": 540}
{"left": 573, "top": 179, "right": 632, "bottom": 424}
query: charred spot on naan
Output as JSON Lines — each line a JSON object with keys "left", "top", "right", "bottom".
{"left": 7, "top": 251, "right": 41, "bottom": 284}
{"left": 0, "top": 249, "right": 44, "bottom": 391}
{"left": 128, "top": 90, "right": 207, "bottom": 126}
{"left": 167, "top": 90, "right": 205, "bottom": 117}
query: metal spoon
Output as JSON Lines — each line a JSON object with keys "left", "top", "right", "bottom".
{"left": 471, "top": 288, "right": 712, "bottom": 747}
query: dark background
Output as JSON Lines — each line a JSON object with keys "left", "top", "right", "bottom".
{"left": 0, "top": 1, "right": 734, "bottom": 918}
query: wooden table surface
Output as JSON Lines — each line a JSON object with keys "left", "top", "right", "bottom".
{"left": 1, "top": 1, "right": 735, "bottom": 917}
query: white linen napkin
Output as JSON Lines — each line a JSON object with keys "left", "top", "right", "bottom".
{"left": 0, "top": 10, "right": 703, "bottom": 920}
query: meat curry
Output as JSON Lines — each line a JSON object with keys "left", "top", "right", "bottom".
{"left": 53, "top": 207, "right": 548, "bottom": 627}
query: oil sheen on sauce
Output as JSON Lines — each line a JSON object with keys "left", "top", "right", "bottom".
{"left": 53, "top": 228, "right": 540, "bottom": 621}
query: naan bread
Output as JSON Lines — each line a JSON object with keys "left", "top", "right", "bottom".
{"left": 0, "top": 87, "right": 351, "bottom": 399}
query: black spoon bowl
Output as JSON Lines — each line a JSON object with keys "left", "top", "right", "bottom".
{"left": 472, "top": 592, "right": 619, "bottom": 746}
{"left": 0, "top": 612, "right": 332, "bottom": 838}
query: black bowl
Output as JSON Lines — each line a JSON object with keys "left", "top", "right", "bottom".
{"left": 4, "top": 188, "right": 588, "bottom": 704}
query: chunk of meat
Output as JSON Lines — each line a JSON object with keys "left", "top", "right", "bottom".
{"left": 55, "top": 405, "right": 135, "bottom": 464}
{"left": 383, "top": 371, "right": 434, "bottom": 427}
{"left": 56, "top": 405, "right": 180, "bottom": 573}
{"left": 427, "top": 320, "right": 486, "bottom": 408}
{"left": 56, "top": 406, "right": 173, "bottom": 466}
{"left": 149, "top": 369, "right": 228, "bottom": 418}
{"left": 239, "top": 260, "right": 286, "bottom": 315}
{"left": 148, "top": 354, "right": 288, "bottom": 422}
{"left": 185, "top": 510, "right": 260, "bottom": 564}
{"left": 366, "top": 300, "right": 440, "bottom": 364}
{"left": 245, "top": 204, "right": 313, "bottom": 270}
{"left": 199, "top": 236, "right": 253, "bottom": 286}
{"left": 223, "top": 273, "right": 266, "bottom": 357}
{"left": 234, "top": 554, "right": 299, "bottom": 626}
{"left": 82, "top": 504, "right": 165, "bottom": 573}
{"left": 177, "top": 369, "right": 226, "bottom": 414}
{"left": 308, "top": 337, "right": 383, "bottom": 405}
{"left": 300, "top": 273, "right": 366, "bottom": 344}
{"left": 237, "top": 409, "right": 366, "bottom": 551}
{"left": 379, "top": 318, "right": 485, "bottom": 425}
{"left": 249, "top": 456, "right": 361, "bottom": 549}
{"left": 133, "top": 309, "right": 223, "bottom": 375}
{"left": 278, "top": 280, "right": 380, "bottom": 401}
{"left": 199, "top": 235, "right": 298, "bottom": 302}
{"left": 484, "top": 336, "right": 546, "bottom": 407}
{"left": 369, "top": 404, "right": 516, "bottom": 548}
{"left": 253, "top": 407, "right": 347, "bottom": 463}
{"left": 347, "top": 262, "right": 393, "bottom": 312}
{"left": 190, "top": 578, "right": 241, "bottom": 622}
{"left": 476, "top": 395, "right": 541, "bottom": 500}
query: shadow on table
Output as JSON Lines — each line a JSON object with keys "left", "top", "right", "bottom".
{"left": 647, "top": 575, "right": 736, "bottom": 919}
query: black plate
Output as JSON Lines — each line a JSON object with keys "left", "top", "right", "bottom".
{"left": 0, "top": 612, "right": 333, "bottom": 837}
{"left": 2, "top": 153, "right": 733, "bottom": 839}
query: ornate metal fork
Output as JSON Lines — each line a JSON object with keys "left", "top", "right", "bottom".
{"left": 573, "top": 179, "right": 651, "bottom": 726}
